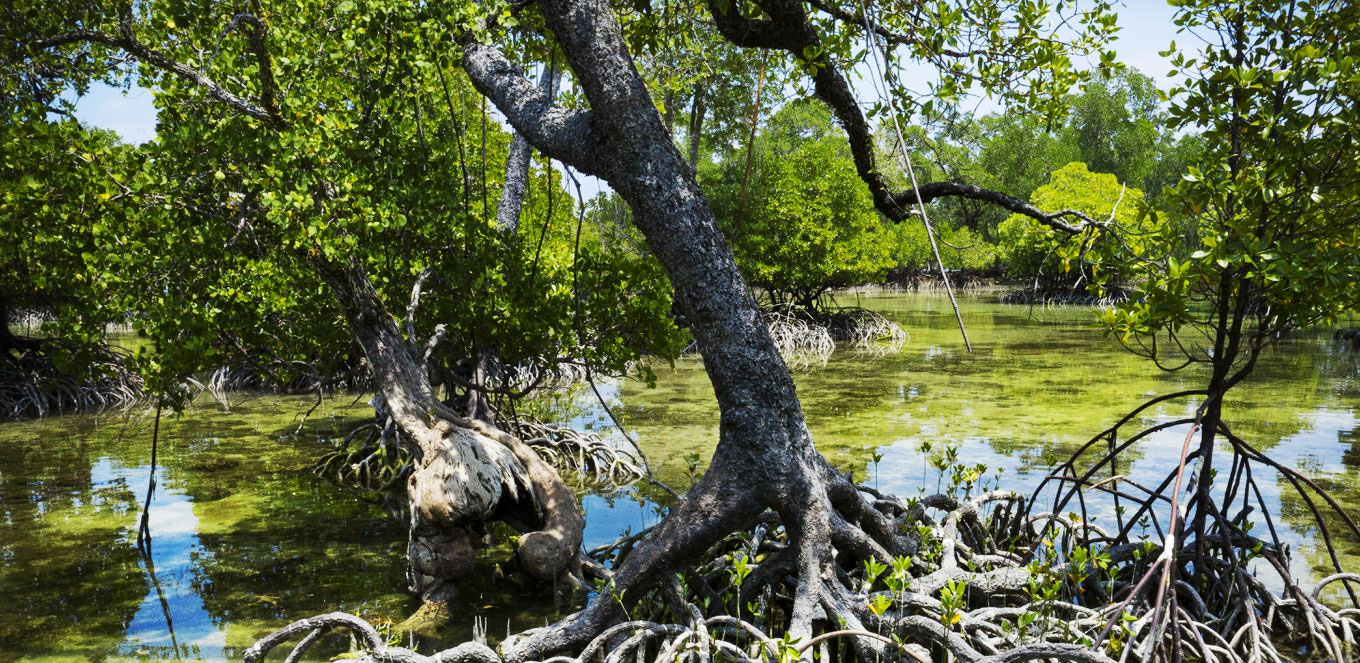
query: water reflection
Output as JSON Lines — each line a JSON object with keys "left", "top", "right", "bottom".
{"left": 614, "top": 293, "right": 1360, "bottom": 596}
{"left": 119, "top": 460, "right": 221, "bottom": 660}
{"left": 1, "top": 294, "right": 1356, "bottom": 661}
{"left": 0, "top": 400, "right": 413, "bottom": 662}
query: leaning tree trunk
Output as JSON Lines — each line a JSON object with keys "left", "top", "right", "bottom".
{"left": 312, "top": 255, "right": 584, "bottom": 604}
{"left": 460, "top": 3, "right": 903, "bottom": 659}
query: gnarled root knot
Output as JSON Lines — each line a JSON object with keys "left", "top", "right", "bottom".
{"left": 400, "top": 415, "right": 586, "bottom": 603}
{"left": 251, "top": 457, "right": 1357, "bottom": 663}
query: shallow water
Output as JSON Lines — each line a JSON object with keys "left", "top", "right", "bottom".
{"left": 1, "top": 293, "right": 1356, "bottom": 661}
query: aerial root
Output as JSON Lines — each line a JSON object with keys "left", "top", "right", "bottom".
{"left": 820, "top": 307, "right": 907, "bottom": 353}
{"left": 999, "top": 286, "right": 1133, "bottom": 307}
{"left": 0, "top": 339, "right": 142, "bottom": 420}
{"left": 243, "top": 611, "right": 500, "bottom": 663}
{"left": 254, "top": 449, "right": 1356, "bottom": 663}
{"left": 763, "top": 309, "right": 836, "bottom": 368}
{"left": 313, "top": 414, "right": 414, "bottom": 518}
{"left": 510, "top": 418, "right": 647, "bottom": 488}
{"left": 759, "top": 304, "right": 907, "bottom": 368}
{"left": 202, "top": 358, "right": 371, "bottom": 402}
{"left": 1026, "top": 392, "right": 1360, "bottom": 662}
{"left": 682, "top": 303, "right": 909, "bottom": 367}
{"left": 888, "top": 270, "right": 994, "bottom": 293}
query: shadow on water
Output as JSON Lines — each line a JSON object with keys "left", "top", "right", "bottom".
{"left": 1, "top": 293, "right": 1356, "bottom": 660}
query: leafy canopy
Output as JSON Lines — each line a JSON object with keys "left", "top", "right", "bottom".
{"left": 705, "top": 101, "right": 894, "bottom": 306}
{"left": 1104, "top": 0, "right": 1360, "bottom": 362}
{"left": 2, "top": 0, "right": 684, "bottom": 400}
{"left": 997, "top": 162, "right": 1149, "bottom": 288}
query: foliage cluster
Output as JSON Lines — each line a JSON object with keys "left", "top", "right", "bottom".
{"left": 697, "top": 67, "right": 1193, "bottom": 295}
{"left": 1, "top": 0, "right": 686, "bottom": 408}
{"left": 889, "top": 68, "right": 1192, "bottom": 283}
{"left": 996, "top": 162, "right": 1150, "bottom": 289}
{"left": 704, "top": 101, "right": 895, "bottom": 307}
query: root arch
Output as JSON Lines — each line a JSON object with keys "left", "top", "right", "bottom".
{"left": 251, "top": 414, "right": 1360, "bottom": 662}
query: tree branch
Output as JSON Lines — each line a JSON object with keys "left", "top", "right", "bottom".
{"left": 901, "top": 181, "right": 1102, "bottom": 234}
{"left": 458, "top": 37, "right": 611, "bottom": 177}
{"left": 29, "top": 14, "right": 284, "bottom": 126}
{"left": 803, "top": 0, "right": 982, "bottom": 58}
{"left": 497, "top": 59, "right": 561, "bottom": 233}
{"left": 706, "top": 4, "right": 786, "bottom": 48}
{"left": 707, "top": 0, "right": 1103, "bottom": 235}
{"left": 222, "top": 13, "right": 281, "bottom": 121}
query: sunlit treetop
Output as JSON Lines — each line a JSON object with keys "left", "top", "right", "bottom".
{"left": 1105, "top": 0, "right": 1360, "bottom": 372}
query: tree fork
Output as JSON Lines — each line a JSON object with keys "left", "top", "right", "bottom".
{"left": 311, "top": 254, "right": 585, "bottom": 602}
{"left": 456, "top": 0, "right": 1134, "bottom": 656}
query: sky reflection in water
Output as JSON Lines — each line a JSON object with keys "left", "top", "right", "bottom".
{"left": 1, "top": 293, "right": 1356, "bottom": 661}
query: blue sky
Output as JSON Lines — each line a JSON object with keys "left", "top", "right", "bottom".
{"left": 73, "top": 81, "right": 159, "bottom": 144}
{"left": 74, "top": 2, "right": 1183, "bottom": 151}
{"left": 1110, "top": 2, "right": 1183, "bottom": 86}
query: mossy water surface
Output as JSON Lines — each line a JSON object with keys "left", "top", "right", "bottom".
{"left": 2, "top": 293, "right": 1356, "bottom": 661}
{"left": 615, "top": 293, "right": 1360, "bottom": 599}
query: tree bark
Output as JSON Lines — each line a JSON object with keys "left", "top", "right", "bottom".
{"left": 662, "top": 88, "right": 676, "bottom": 136}
{"left": 496, "top": 62, "right": 562, "bottom": 234}
{"left": 1191, "top": 269, "right": 1251, "bottom": 550}
{"left": 686, "top": 87, "right": 705, "bottom": 168}
{"left": 461, "top": 3, "right": 898, "bottom": 659}
{"left": 312, "top": 255, "right": 583, "bottom": 603}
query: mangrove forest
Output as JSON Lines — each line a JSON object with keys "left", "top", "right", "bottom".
{"left": 2, "top": 0, "right": 1358, "bottom": 662}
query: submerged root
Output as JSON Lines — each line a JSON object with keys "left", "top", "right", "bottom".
{"left": 250, "top": 478, "right": 1135, "bottom": 663}
{"left": 268, "top": 396, "right": 1359, "bottom": 663}
{"left": 264, "top": 430, "right": 1357, "bottom": 663}
{"left": 314, "top": 399, "right": 639, "bottom": 605}
{"left": 762, "top": 305, "right": 906, "bottom": 367}
{"left": 0, "top": 339, "right": 142, "bottom": 420}
{"left": 888, "top": 269, "right": 998, "bottom": 292}
{"left": 203, "top": 359, "right": 371, "bottom": 403}
{"left": 1000, "top": 286, "right": 1133, "bottom": 307}
{"left": 395, "top": 410, "right": 587, "bottom": 602}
